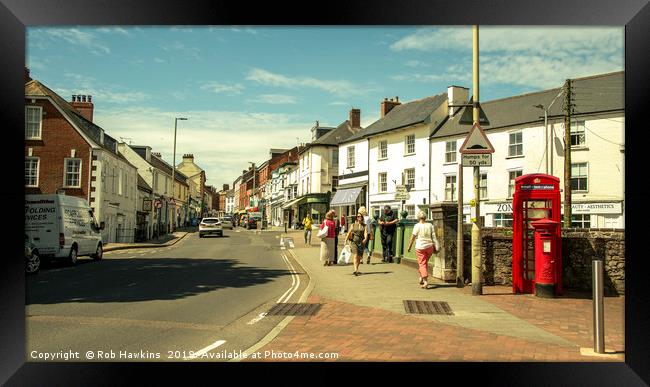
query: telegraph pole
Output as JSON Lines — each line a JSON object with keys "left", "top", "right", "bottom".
{"left": 471, "top": 25, "right": 482, "bottom": 295}
{"left": 457, "top": 162, "right": 464, "bottom": 287}
{"left": 563, "top": 79, "right": 573, "bottom": 228}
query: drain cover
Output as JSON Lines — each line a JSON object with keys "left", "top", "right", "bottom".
{"left": 267, "top": 303, "right": 322, "bottom": 316}
{"left": 403, "top": 300, "right": 454, "bottom": 315}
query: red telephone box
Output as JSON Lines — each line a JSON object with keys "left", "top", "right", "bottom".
{"left": 512, "top": 174, "right": 563, "bottom": 295}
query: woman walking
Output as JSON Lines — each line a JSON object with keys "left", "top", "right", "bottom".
{"left": 347, "top": 213, "right": 369, "bottom": 276}
{"left": 407, "top": 211, "right": 440, "bottom": 289}
{"left": 319, "top": 210, "right": 337, "bottom": 266}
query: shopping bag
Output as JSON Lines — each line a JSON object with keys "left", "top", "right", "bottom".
{"left": 317, "top": 224, "right": 329, "bottom": 239}
{"left": 338, "top": 244, "right": 352, "bottom": 265}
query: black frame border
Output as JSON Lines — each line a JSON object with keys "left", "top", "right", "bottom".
{"left": 1, "top": 0, "right": 648, "bottom": 385}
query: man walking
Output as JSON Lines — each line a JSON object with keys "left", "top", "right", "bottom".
{"left": 379, "top": 205, "right": 398, "bottom": 263}
{"left": 303, "top": 214, "right": 313, "bottom": 246}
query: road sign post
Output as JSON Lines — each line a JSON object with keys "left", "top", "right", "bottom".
{"left": 459, "top": 121, "right": 494, "bottom": 296}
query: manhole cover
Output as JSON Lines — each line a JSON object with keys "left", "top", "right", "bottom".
{"left": 403, "top": 300, "right": 454, "bottom": 315}
{"left": 266, "top": 303, "right": 322, "bottom": 316}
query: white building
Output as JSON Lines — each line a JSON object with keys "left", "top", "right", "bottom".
{"left": 356, "top": 94, "right": 449, "bottom": 219}
{"left": 430, "top": 71, "right": 624, "bottom": 229}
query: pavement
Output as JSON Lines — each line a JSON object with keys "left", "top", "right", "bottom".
{"left": 103, "top": 230, "right": 192, "bottom": 252}
{"left": 249, "top": 229, "right": 625, "bottom": 362}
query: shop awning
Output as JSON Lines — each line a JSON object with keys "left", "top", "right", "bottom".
{"left": 282, "top": 196, "right": 302, "bottom": 209}
{"left": 330, "top": 187, "right": 362, "bottom": 207}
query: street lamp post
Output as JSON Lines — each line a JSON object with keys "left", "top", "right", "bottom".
{"left": 534, "top": 90, "right": 563, "bottom": 176}
{"left": 172, "top": 117, "right": 188, "bottom": 231}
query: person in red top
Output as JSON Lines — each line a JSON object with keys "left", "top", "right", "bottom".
{"left": 340, "top": 213, "right": 346, "bottom": 234}
{"left": 319, "top": 210, "right": 337, "bottom": 266}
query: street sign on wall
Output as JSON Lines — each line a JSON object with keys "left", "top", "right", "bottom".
{"left": 461, "top": 153, "right": 492, "bottom": 167}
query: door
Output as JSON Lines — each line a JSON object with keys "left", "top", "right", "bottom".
{"left": 521, "top": 200, "right": 552, "bottom": 286}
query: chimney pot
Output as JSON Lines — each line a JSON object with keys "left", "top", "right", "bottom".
{"left": 88, "top": 95, "right": 92, "bottom": 103}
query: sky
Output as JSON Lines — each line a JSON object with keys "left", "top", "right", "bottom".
{"left": 26, "top": 26, "right": 624, "bottom": 188}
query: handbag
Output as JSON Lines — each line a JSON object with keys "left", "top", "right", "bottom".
{"left": 338, "top": 244, "right": 352, "bottom": 265}
{"left": 317, "top": 224, "right": 329, "bottom": 239}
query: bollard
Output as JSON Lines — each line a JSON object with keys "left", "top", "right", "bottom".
{"left": 284, "top": 223, "right": 287, "bottom": 234}
{"left": 593, "top": 258, "right": 605, "bottom": 354}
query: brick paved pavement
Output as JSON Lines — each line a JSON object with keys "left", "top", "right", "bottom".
{"left": 250, "top": 231, "right": 624, "bottom": 362}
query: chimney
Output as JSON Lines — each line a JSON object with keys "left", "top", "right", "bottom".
{"left": 447, "top": 85, "right": 469, "bottom": 117}
{"left": 349, "top": 108, "right": 361, "bottom": 129}
{"left": 152, "top": 152, "right": 161, "bottom": 158}
{"left": 223, "top": 184, "right": 229, "bottom": 191}
{"left": 182, "top": 154, "right": 194, "bottom": 163}
{"left": 380, "top": 97, "right": 401, "bottom": 117}
{"left": 24, "top": 67, "right": 31, "bottom": 83}
{"left": 70, "top": 94, "right": 94, "bottom": 122}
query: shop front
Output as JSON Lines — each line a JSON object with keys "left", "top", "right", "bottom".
{"left": 330, "top": 184, "right": 366, "bottom": 222}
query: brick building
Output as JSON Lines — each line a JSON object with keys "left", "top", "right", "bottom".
{"left": 25, "top": 69, "right": 138, "bottom": 243}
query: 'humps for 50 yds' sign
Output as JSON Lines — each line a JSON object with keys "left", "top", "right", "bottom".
{"left": 462, "top": 153, "right": 492, "bottom": 167}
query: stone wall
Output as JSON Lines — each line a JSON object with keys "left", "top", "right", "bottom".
{"left": 477, "top": 227, "right": 625, "bottom": 295}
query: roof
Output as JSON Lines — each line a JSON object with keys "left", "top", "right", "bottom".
{"left": 346, "top": 93, "right": 448, "bottom": 143}
{"left": 299, "top": 120, "right": 363, "bottom": 154}
{"left": 137, "top": 175, "right": 152, "bottom": 192}
{"left": 149, "top": 154, "right": 190, "bottom": 184}
{"left": 25, "top": 80, "right": 127, "bottom": 158}
{"left": 432, "top": 71, "right": 624, "bottom": 140}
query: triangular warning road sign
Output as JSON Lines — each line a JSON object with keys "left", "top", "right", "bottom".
{"left": 459, "top": 122, "right": 495, "bottom": 154}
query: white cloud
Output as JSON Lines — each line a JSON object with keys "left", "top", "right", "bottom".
{"left": 246, "top": 68, "right": 363, "bottom": 96}
{"left": 389, "top": 27, "right": 623, "bottom": 90}
{"left": 247, "top": 94, "right": 298, "bottom": 104}
{"left": 405, "top": 60, "right": 429, "bottom": 68}
{"left": 43, "top": 28, "right": 111, "bottom": 56}
{"left": 231, "top": 27, "right": 258, "bottom": 35}
{"left": 93, "top": 107, "right": 311, "bottom": 187}
{"left": 200, "top": 82, "right": 245, "bottom": 95}
{"left": 154, "top": 58, "right": 167, "bottom": 63}
{"left": 55, "top": 74, "right": 150, "bottom": 104}
{"left": 328, "top": 101, "right": 349, "bottom": 106}
{"left": 97, "top": 27, "right": 131, "bottom": 36}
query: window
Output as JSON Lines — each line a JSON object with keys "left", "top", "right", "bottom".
{"left": 405, "top": 205, "right": 415, "bottom": 219}
{"left": 405, "top": 134, "right": 415, "bottom": 155}
{"left": 445, "top": 141, "right": 457, "bottom": 163}
{"left": 306, "top": 177, "right": 310, "bottom": 194}
{"left": 571, "top": 163, "right": 588, "bottom": 191}
{"left": 332, "top": 176, "right": 339, "bottom": 190}
{"left": 508, "top": 132, "right": 523, "bottom": 157}
{"left": 445, "top": 175, "right": 456, "bottom": 201}
{"left": 494, "top": 213, "right": 513, "bottom": 228}
{"left": 379, "top": 140, "right": 388, "bottom": 159}
{"left": 64, "top": 158, "right": 82, "bottom": 188}
{"left": 347, "top": 146, "right": 355, "bottom": 168}
{"left": 25, "top": 106, "right": 42, "bottom": 140}
{"left": 404, "top": 168, "right": 415, "bottom": 190}
{"left": 570, "top": 120, "right": 586, "bottom": 147}
{"left": 479, "top": 172, "right": 488, "bottom": 200}
{"left": 508, "top": 170, "right": 523, "bottom": 198}
{"left": 25, "top": 157, "right": 39, "bottom": 187}
{"left": 379, "top": 173, "right": 387, "bottom": 192}
{"left": 332, "top": 149, "right": 339, "bottom": 167}
{"left": 571, "top": 214, "right": 591, "bottom": 228}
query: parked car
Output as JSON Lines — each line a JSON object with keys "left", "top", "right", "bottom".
{"left": 199, "top": 217, "right": 223, "bottom": 237}
{"left": 25, "top": 235, "right": 40, "bottom": 275}
{"left": 219, "top": 217, "right": 234, "bottom": 229}
{"left": 25, "top": 194, "right": 104, "bottom": 265}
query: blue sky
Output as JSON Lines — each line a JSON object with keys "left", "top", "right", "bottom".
{"left": 26, "top": 26, "right": 623, "bottom": 188}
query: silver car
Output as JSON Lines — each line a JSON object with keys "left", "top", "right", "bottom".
{"left": 199, "top": 217, "right": 223, "bottom": 238}
{"left": 219, "top": 217, "right": 234, "bottom": 229}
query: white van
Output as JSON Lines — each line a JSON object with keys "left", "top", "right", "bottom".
{"left": 25, "top": 194, "right": 104, "bottom": 265}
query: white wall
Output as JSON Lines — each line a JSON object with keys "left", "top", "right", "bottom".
{"left": 429, "top": 112, "right": 625, "bottom": 227}
{"left": 368, "top": 124, "right": 431, "bottom": 216}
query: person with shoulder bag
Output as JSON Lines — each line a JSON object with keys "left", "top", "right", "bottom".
{"left": 318, "top": 211, "right": 337, "bottom": 266}
{"left": 407, "top": 211, "right": 440, "bottom": 289}
{"left": 347, "top": 213, "right": 369, "bottom": 276}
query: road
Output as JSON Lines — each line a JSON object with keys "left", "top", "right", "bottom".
{"left": 25, "top": 228, "right": 307, "bottom": 362}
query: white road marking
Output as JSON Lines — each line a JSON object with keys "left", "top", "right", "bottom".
{"left": 246, "top": 312, "right": 268, "bottom": 325}
{"left": 276, "top": 252, "right": 300, "bottom": 304}
{"left": 184, "top": 339, "right": 227, "bottom": 360}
